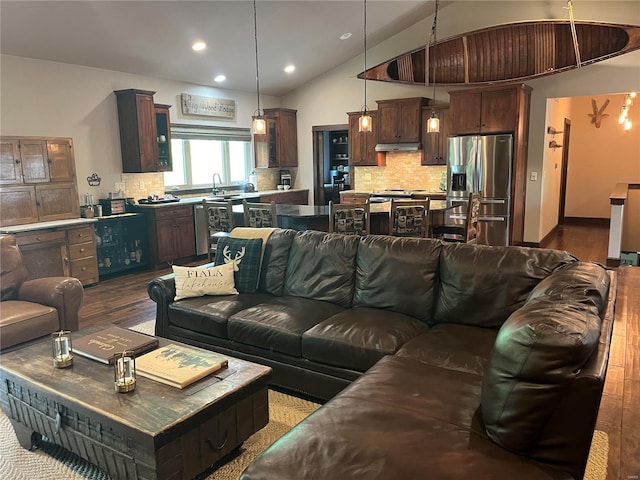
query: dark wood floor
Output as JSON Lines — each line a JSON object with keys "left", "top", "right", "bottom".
{"left": 79, "top": 226, "right": 638, "bottom": 479}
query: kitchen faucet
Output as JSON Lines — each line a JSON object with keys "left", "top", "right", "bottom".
{"left": 212, "top": 172, "right": 223, "bottom": 195}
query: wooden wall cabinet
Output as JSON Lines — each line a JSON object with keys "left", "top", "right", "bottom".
{"left": 421, "top": 106, "right": 450, "bottom": 166}
{"left": 376, "top": 97, "right": 427, "bottom": 143}
{"left": 449, "top": 87, "right": 520, "bottom": 135}
{"left": 143, "top": 205, "right": 195, "bottom": 267}
{"left": 448, "top": 84, "right": 532, "bottom": 245}
{"left": 348, "top": 111, "right": 384, "bottom": 167}
{"left": 0, "top": 136, "right": 78, "bottom": 227}
{"left": 14, "top": 224, "right": 98, "bottom": 286}
{"left": 115, "top": 89, "right": 172, "bottom": 173}
{"left": 259, "top": 189, "right": 309, "bottom": 205}
{"left": 254, "top": 108, "right": 298, "bottom": 168}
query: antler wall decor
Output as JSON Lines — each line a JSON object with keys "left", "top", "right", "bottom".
{"left": 588, "top": 98, "right": 610, "bottom": 128}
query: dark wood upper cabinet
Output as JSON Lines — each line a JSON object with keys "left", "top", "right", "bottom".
{"left": 421, "top": 106, "right": 449, "bottom": 166}
{"left": 115, "top": 89, "right": 172, "bottom": 173}
{"left": 376, "top": 97, "right": 427, "bottom": 143}
{"left": 348, "top": 111, "right": 384, "bottom": 167}
{"left": 449, "top": 86, "right": 520, "bottom": 135}
{"left": 254, "top": 108, "right": 298, "bottom": 168}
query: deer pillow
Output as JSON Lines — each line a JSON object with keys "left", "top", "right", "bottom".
{"left": 214, "top": 237, "right": 263, "bottom": 293}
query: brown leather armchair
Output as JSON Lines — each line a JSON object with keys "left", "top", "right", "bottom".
{"left": 0, "top": 234, "right": 83, "bottom": 351}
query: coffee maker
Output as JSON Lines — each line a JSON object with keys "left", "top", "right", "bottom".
{"left": 279, "top": 169, "right": 292, "bottom": 187}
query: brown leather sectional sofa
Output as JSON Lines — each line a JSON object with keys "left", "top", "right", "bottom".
{"left": 148, "top": 228, "right": 616, "bottom": 480}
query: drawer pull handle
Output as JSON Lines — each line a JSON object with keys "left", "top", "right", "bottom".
{"left": 55, "top": 412, "right": 62, "bottom": 435}
{"left": 36, "top": 236, "right": 42, "bottom": 241}
{"left": 81, "top": 267, "right": 86, "bottom": 271}
{"left": 80, "top": 248, "right": 85, "bottom": 252}
{"left": 205, "top": 431, "right": 228, "bottom": 451}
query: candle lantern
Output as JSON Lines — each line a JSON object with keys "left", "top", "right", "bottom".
{"left": 114, "top": 351, "right": 136, "bottom": 393}
{"left": 51, "top": 330, "right": 73, "bottom": 368}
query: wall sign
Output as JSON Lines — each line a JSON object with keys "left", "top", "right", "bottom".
{"left": 181, "top": 93, "right": 236, "bottom": 119}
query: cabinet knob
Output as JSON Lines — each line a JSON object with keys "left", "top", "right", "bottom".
{"left": 81, "top": 267, "right": 87, "bottom": 272}
{"left": 15, "top": 159, "right": 20, "bottom": 164}
{"left": 47, "top": 158, "right": 52, "bottom": 164}
{"left": 80, "top": 248, "right": 85, "bottom": 253}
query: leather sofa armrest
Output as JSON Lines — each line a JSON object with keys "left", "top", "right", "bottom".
{"left": 18, "top": 277, "right": 83, "bottom": 332}
{"left": 147, "top": 273, "right": 177, "bottom": 338}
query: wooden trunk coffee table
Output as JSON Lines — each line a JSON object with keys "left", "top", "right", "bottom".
{"left": 0, "top": 325, "right": 272, "bottom": 480}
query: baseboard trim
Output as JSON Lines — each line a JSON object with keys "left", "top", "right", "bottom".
{"left": 607, "top": 258, "right": 621, "bottom": 267}
{"left": 562, "top": 217, "right": 610, "bottom": 227}
{"left": 539, "top": 224, "right": 560, "bottom": 248}
{"left": 522, "top": 241, "right": 541, "bottom": 248}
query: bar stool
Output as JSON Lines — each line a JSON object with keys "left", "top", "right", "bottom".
{"left": 328, "top": 201, "right": 370, "bottom": 235}
{"left": 243, "top": 200, "right": 278, "bottom": 228}
{"left": 203, "top": 199, "right": 235, "bottom": 261}
{"left": 432, "top": 192, "right": 481, "bottom": 243}
{"left": 389, "top": 198, "right": 430, "bottom": 237}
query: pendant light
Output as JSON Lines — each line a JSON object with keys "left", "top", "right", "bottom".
{"left": 252, "top": 0, "right": 266, "bottom": 135}
{"left": 426, "top": 0, "right": 440, "bottom": 134}
{"left": 359, "top": 0, "right": 372, "bottom": 133}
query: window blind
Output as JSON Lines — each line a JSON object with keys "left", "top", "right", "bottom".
{"left": 171, "top": 124, "right": 251, "bottom": 142}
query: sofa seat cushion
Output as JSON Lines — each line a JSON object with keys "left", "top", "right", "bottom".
{"left": 168, "top": 293, "right": 271, "bottom": 338}
{"left": 242, "top": 355, "right": 568, "bottom": 480}
{"left": 0, "top": 300, "right": 59, "bottom": 349}
{"left": 302, "top": 307, "right": 429, "bottom": 372}
{"left": 434, "top": 243, "right": 576, "bottom": 328}
{"left": 228, "top": 296, "right": 345, "bottom": 356}
{"left": 396, "top": 323, "right": 498, "bottom": 376}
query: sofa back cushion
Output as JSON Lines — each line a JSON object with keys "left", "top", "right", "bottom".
{"left": 353, "top": 236, "right": 441, "bottom": 323}
{"left": 283, "top": 230, "right": 360, "bottom": 308}
{"left": 481, "top": 294, "right": 602, "bottom": 453}
{"left": 1, "top": 234, "right": 27, "bottom": 301}
{"left": 258, "top": 229, "right": 297, "bottom": 296}
{"left": 434, "top": 243, "right": 576, "bottom": 328}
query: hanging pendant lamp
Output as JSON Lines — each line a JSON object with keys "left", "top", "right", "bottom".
{"left": 426, "top": 0, "right": 440, "bottom": 133}
{"left": 359, "top": 0, "right": 372, "bottom": 133}
{"left": 252, "top": 0, "right": 266, "bottom": 135}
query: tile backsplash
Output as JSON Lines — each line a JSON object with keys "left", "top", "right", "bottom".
{"left": 354, "top": 151, "right": 446, "bottom": 192}
{"left": 121, "top": 172, "right": 165, "bottom": 200}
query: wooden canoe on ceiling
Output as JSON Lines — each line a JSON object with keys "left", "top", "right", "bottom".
{"left": 359, "top": 21, "right": 640, "bottom": 85}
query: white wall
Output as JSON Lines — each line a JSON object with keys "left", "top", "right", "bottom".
{"left": 283, "top": 0, "right": 640, "bottom": 243}
{"left": 0, "top": 55, "right": 279, "bottom": 200}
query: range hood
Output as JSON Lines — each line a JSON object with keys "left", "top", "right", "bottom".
{"left": 375, "top": 142, "right": 420, "bottom": 152}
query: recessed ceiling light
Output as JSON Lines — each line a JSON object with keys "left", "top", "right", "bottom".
{"left": 214, "top": 74, "right": 226, "bottom": 83}
{"left": 192, "top": 41, "right": 206, "bottom": 52}
{"left": 284, "top": 65, "right": 295, "bottom": 74}
{"left": 340, "top": 33, "right": 352, "bottom": 40}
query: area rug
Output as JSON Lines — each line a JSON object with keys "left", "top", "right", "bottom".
{"left": 0, "top": 318, "right": 609, "bottom": 480}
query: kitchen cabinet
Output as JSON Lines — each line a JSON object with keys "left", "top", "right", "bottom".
{"left": 348, "top": 111, "right": 384, "bottom": 167}
{"left": 421, "top": 106, "right": 450, "bottom": 166}
{"left": 448, "top": 83, "right": 532, "bottom": 245}
{"left": 0, "top": 136, "right": 79, "bottom": 227}
{"left": 142, "top": 205, "right": 195, "bottom": 267}
{"left": 448, "top": 86, "right": 523, "bottom": 135}
{"left": 254, "top": 108, "right": 298, "bottom": 168}
{"left": 376, "top": 97, "right": 427, "bottom": 144}
{"left": 94, "top": 214, "right": 148, "bottom": 277}
{"left": 259, "top": 189, "right": 308, "bottom": 205}
{"left": 115, "top": 89, "right": 172, "bottom": 173}
{"left": 13, "top": 223, "right": 98, "bottom": 286}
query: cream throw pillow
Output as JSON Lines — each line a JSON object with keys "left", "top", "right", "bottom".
{"left": 173, "top": 263, "right": 238, "bottom": 301}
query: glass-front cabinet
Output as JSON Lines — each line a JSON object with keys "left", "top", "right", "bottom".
{"left": 94, "top": 213, "right": 148, "bottom": 277}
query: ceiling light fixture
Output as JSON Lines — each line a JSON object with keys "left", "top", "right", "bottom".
{"left": 619, "top": 92, "right": 636, "bottom": 130}
{"left": 426, "top": 0, "right": 440, "bottom": 134}
{"left": 214, "top": 74, "right": 226, "bottom": 83}
{"left": 359, "top": 0, "right": 372, "bottom": 133}
{"left": 340, "top": 33, "right": 352, "bottom": 40}
{"left": 192, "top": 41, "right": 206, "bottom": 52}
{"left": 252, "top": 0, "right": 266, "bottom": 136}
{"left": 284, "top": 65, "right": 295, "bottom": 73}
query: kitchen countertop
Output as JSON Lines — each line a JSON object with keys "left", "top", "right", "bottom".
{"left": 0, "top": 217, "right": 97, "bottom": 234}
{"left": 132, "top": 189, "right": 308, "bottom": 208}
{"left": 340, "top": 190, "right": 447, "bottom": 200}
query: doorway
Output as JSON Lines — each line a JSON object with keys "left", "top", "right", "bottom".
{"left": 311, "top": 124, "right": 349, "bottom": 205}
{"left": 558, "top": 118, "right": 571, "bottom": 225}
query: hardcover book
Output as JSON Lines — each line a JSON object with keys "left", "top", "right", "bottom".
{"left": 135, "top": 344, "right": 228, "bottom": 389}
{"left": 72, "top": 326, "right": 159, "bottom": 364}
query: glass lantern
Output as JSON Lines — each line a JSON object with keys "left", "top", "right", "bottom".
{"left": 51, "top": 330, "right": 73, "bottom": 368}
{"left": 114, "top": 351, "right": 136, "bottom": 393}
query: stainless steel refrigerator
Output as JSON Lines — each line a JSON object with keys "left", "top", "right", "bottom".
{"left": 446, "top": 134, "right": 513, "bottom": 246}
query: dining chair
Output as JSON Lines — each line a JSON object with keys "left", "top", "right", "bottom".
{"left": 388, "top": 198, "right": 430, "bottom": 237}
{"left": 432, "top": 192, "right": 481, "bottom": 243}
{"left": 243, "top": 200, "right": 278, "bottom": 228}
{"left": 328, "top": 201, "right": 370, "bottom": 235}
{"left": 203, "top": 199, "right": 235, "bottom": 261}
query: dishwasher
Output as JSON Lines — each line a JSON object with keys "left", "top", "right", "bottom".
{"left": 193, "top": 203, "right": 209, "bottom": 256}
